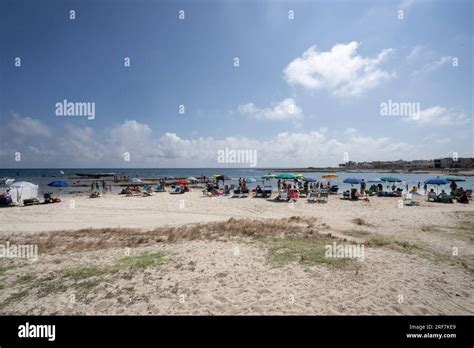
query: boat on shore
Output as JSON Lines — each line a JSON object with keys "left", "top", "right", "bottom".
{"left": 0, "top": 178, "right": 15, "bottom": 185}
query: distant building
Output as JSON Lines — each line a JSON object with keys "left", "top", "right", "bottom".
{"left": 434, "top": 157, "right": 474, "bottom": 169}
{"left": 338, "top": 158, "right": 472, "bottom": 170}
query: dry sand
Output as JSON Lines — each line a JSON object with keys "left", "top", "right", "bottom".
{"left": 0, "top": 191, "right": 473, "bottom": 315}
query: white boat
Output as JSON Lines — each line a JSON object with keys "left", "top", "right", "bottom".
{"left": 0, "top": 178, "right": 15, "bottom": 185}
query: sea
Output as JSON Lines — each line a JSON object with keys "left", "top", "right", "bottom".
{"left": 1, "top": 168, "right": 472, "bottom": 196}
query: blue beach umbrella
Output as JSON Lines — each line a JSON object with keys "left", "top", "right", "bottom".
{"left": 343, "top": 177, "right": 363, "bottom": 185}
{"left": 424, "top": 178, "right": 448, "bottom": 185}
{"left": 245, "top": 178, "right": 257, "bottom": 183}
{"left": 424, "top": 178, "right": 448, "bottom": 194}
{"left": 47, "top": 180, "right": 69, "bottom": 187}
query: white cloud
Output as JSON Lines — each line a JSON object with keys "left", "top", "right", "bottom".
{"left": 413, "top": 56, "right": 452, "bottom": 75}
{"left": 407, "top": 45, "right": 430, "bottom": 63}
{"left": 238, "top": 98, "right": 302, "bottom": 120}
{"left": 6, "top": 113, "right": 51, "bottom": 137}
{"left": 283, "top": 42, "right": 394, "bottom": 97}
{"left": 403, "top": 105, "right": 469, "bottom": 126}
{"left": 0, "top": 116, "right": 421, "bottom": 167}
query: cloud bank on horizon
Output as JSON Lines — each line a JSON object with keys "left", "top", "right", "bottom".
{"left": 0, "top": 0, "right": 472, "bottom": 168}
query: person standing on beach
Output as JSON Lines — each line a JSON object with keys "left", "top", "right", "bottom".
{"left": 277, "top": 179, "right": 281, "bottom": 191}
{"left": 360, "top": 179, "right": 366, "bottom": 195}
{"left": 95, "top": 181, "right": 100, "bottom": 191}
{"left": 90, "top": 182, "right": 94, "bottom": 191}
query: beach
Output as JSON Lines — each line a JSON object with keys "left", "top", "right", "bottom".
{"left": 0, "top": 190, "right": 473, "bottom": 315}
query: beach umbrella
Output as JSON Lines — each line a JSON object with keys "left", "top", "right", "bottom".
{"left": 444, "top": 176, "right": 466, "bottom": 182}
{"left": 343, "top": 177, "right": 363, "bottom": 185}
{"left": 187, "top": 177, "right": 198, "bottom": 182}
{"left": 367, "top": 178, "right": 382, "bottom": 183}
{"left": 245, "top": 178, "right": 257, "bottom": 183}
{"left": 261, "top": 174, "right": 276, "bottom": 180}
{"left": 424, "top": 178, "right": 448, "bottom": 185}
{"left": 275, "top": 173, "right": 296, "bottom": 179}
{"left": 424, "top": 178, "right": 448, "bottom": 194}
{"left": 380, "top": 176, "right": 402, "bottom": 183}
{"left": 321, "top": 174, "right": 338, "bottom": 179}
{"left": 176, "top": 179, "right": 190, "bottom": 185}
{"left": 132, "top": 178, "right": 142, "bottom": 183}
{"left": 294, "top": 173, "right": 305, "bottom": 178}
{"left": 47, "top": 180, "right": 69, "bottom": 187}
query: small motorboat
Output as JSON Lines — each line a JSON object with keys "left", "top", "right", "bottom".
{"left": 0, "top": 178, "right": 15, "bottom": 185}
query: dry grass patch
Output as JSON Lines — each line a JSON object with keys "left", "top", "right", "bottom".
{"left": 351, "top": 218, "right": 372, "bottom": 227}
{"left": 0, "top": 217, "right": 324, "bottom": 256}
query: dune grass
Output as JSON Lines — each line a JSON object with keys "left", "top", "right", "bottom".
{"left": 262, "top": 237, "right": 351, "bottom": 268}
{"left": 117, "top": 251, "right": 167, "bottom": 269}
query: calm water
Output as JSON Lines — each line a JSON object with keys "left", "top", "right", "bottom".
{"left": 1, "top": 168, "right": 472, "bottom": 196}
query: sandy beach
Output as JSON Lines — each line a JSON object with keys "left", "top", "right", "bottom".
{"left": 0, "top": 190, "right": 473, "bottom": 315}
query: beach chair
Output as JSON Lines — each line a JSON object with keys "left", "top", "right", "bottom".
{"left": 241, "top": 188, "right": 250, "bottom": 198}
{"left": 276, "top": 190, "right": 288, "bottom": 202}
{"left": 437, "top": 193, "right": 453, "bottom": 204}
{"left": 299, "top": 188, "right": 308, "bottom": 198}
{"left": 307, "top": 190, "right": 319, "bottom": 203}
{"left": 427, "top": 192, "right": 437, "bottom": 202}
{"left": 329, "top": 185, "right": 339, "bottom": 195}
{"left": 169, "top": 185, "right": 183, "bottom": 194}
{"left": 154, "top": 183, "right": 165, "bottom": 192}
{"left": 403, "top": 193, "right": 419, "bottom": 206}
{"left": 317, "top": 191, "right": 329, "bottom": 203}
{"left": 341, "top": 190, "right": 350, "bottom": 200}
{"left": 232, "top": 188, "right": 242, "bottom": 198}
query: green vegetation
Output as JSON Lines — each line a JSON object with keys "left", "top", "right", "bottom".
{"left": 62, "top": 266, "right": 110, "bottom": 280}
{"left": 262, "top": 237, "right": 350, "bottom": 268}
{"left": 117, "top": 251, "right": 167, "bottom": 269}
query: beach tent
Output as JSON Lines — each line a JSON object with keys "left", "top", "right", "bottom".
{"left": 7, "top": 181, "right": 39, "bottom": 204}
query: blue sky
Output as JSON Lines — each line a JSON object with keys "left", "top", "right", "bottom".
{"left": 0, "top": 0, "right": 472, "bottom": 168}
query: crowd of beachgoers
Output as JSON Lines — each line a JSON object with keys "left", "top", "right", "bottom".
{"left": 0, "top": 172, "right": 472, "bottom": 207}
